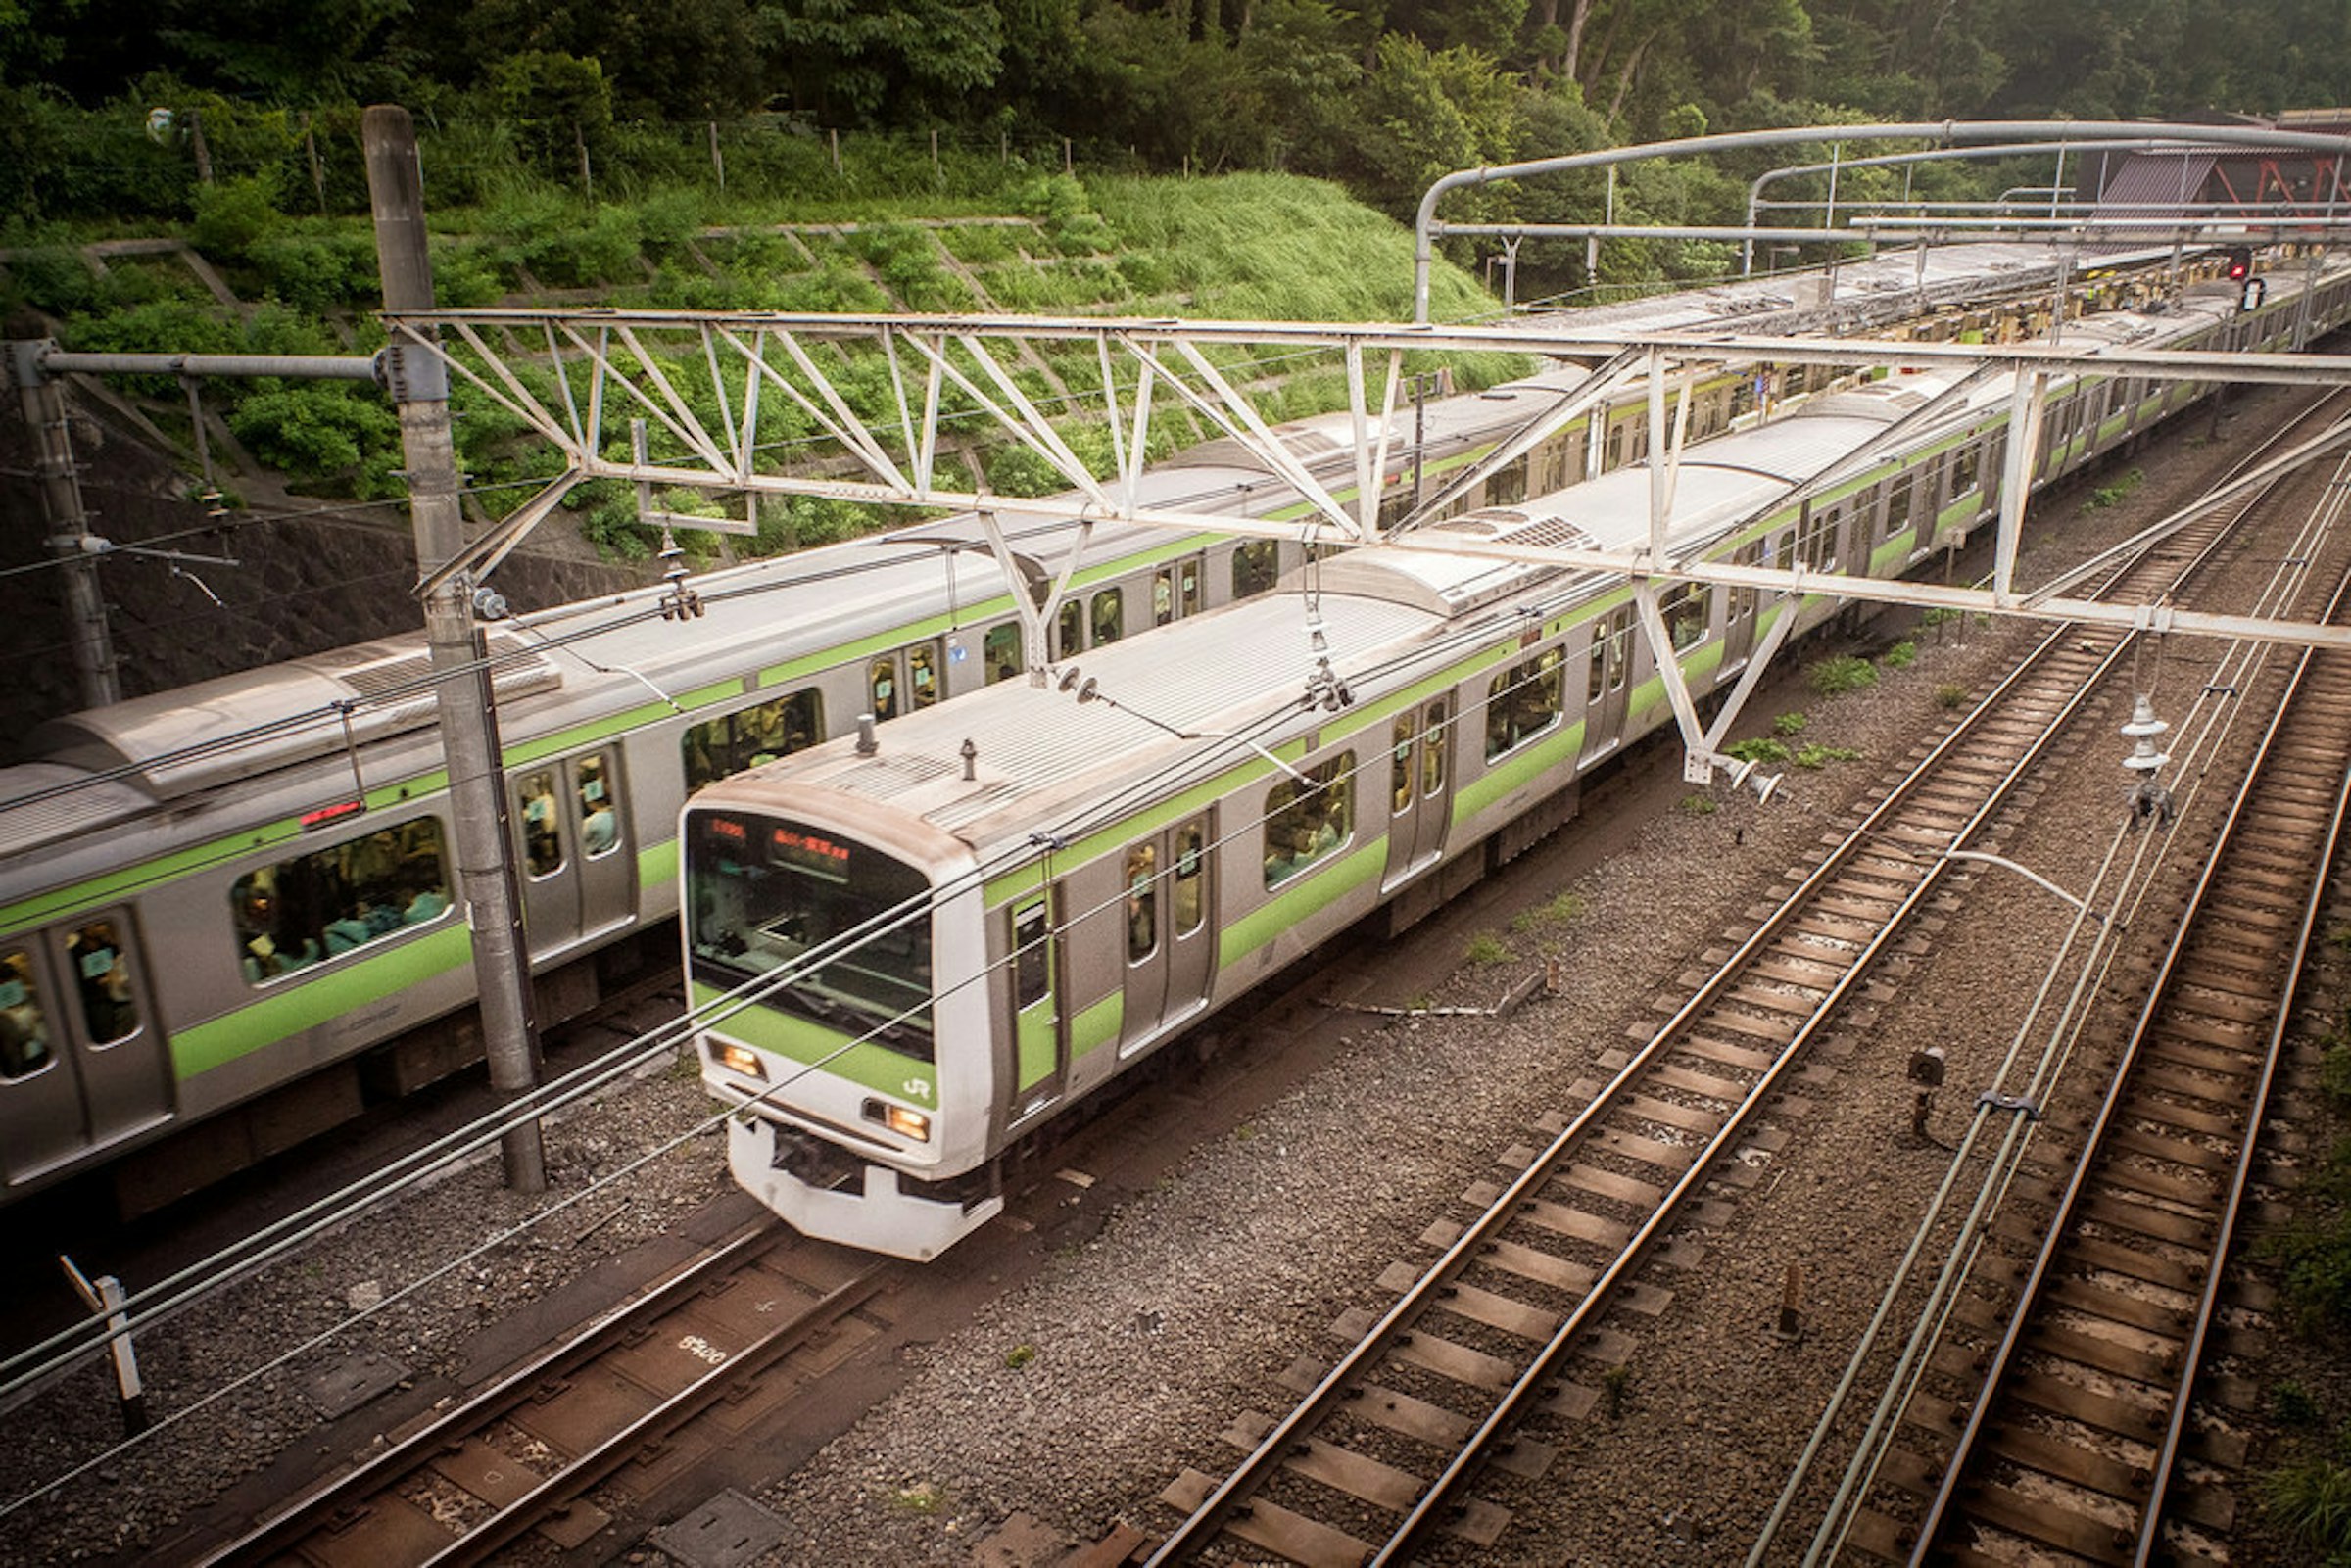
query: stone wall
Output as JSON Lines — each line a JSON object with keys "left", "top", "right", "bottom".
{"left": 0, "top": 378, "right": 647, "bottom": 748}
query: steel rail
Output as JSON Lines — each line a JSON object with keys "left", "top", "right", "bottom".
{"left": 197, "top": 1221, "right": 788, "bottom": 1565}
{"left": 1155, "top": 370, "right": 2312, "bottom": 1564}
{"left": 1745, "top": 384, "right": 2351, "bottom": 1567}
{"left": 2129, "top": 664, "right": 2351, "bottom": 1564}
{"left": 1151, "top": 516, "right": 2172, "bottom": 1566}
{"left": 1375, "top": 611, "right": 2129, "bottom": 1565}
{"left": 1906, "top": 562, "right": 2351, "bottom": 1566}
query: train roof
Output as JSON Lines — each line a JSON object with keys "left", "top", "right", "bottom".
{"left": 703, "top": 584, "right": 1445, "bottom": 857}
{"left": 0, "top": 764, "right": 153, "bottom": 863}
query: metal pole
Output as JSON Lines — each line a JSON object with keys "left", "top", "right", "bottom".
{"left": 362, "top": 104, "right": 546, "bottom": 1194}
{"left": 8, "top": 340, "right": 120, "bottom": 708}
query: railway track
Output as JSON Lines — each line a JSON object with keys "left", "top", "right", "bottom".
{"left": 1842, "top": 517, "right": 2351, "bottom": 1563}
{"left": 196, "top": 1224, "right": 888, "bottom": 1567}
{"left": 1144, "top": 397, "right": 2351, "bottom": 1567}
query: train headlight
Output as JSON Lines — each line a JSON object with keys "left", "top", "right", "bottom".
{"left": 864, "top": 1098, "right": 931, "bottom": 1142}
{"left": 713, "top": 1041, "right": 767, "bottom": 1081}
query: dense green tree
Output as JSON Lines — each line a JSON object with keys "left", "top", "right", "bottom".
{"left": 754, "top": 0, "right": 1005, "bottom": 122}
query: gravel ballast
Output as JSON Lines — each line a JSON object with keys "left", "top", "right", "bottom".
{"left": 1, "top": 393, "right": 2335, "bottom": 1568}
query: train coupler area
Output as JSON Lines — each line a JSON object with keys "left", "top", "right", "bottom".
{"left": 728, "top": 1113, "right": 1002, "bottom": 1262}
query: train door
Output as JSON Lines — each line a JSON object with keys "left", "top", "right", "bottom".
{"left": 1580, "top": 606, "right": 1635, "bottom": 766}
{"left": 1004, "top": 892, "right": 1065, "bottom": 1120}
{"left": 1382, "top": 697, "right": 1455, "bottom": 890}
{"left": 864, "top": 639, "right": 948, "bottom": 722}
{"left": 1152, "top": 561, "right": 1203, "bottom": 627}
{"left": 1720, "top": 544, "right": 1762, "bottom": 671}
{"left": 1118, "top": 814, "right": 1215, "bottom": 1056}
{"left": 513, "top": 746, "right": 633, "bottom": 955}
{"left": 0, "top": 913, "right": 168, "bottom": 1186}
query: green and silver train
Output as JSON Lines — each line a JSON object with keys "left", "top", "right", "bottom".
{"left": 685, "top": 255, "right": 2351, "bottom": 1259}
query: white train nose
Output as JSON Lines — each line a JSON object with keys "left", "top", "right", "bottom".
{"left": 728, "top": 1114, "right": 1000, "bottom": 1261}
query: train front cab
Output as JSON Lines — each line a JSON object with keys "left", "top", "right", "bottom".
{"left": 685, "top": 799, "right": 999, "bottom": 1260}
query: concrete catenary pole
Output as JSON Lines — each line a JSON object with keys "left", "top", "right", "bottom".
{"left": 362, "top": 105, "right": 546, "bottom": 1193}
{"left": 8, "top": 342, "right": 120, "bottom": 709}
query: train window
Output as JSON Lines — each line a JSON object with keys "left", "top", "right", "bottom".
{"left": 1174, "top": 819, "right": 1207, "bottom": 936}
{"left": 870, "top": 656, "right": 901, "bottom": 721}
{"left": 1391, "top": 714, "right": 1415, "bottom": 812}
{"left": 518, "top": 770, "right": 563, "bottom": 877}
{"left": 1883, "top": 479, "right": 1913, "bottom": 542}
{"left": 66, "top": 919, "right": 137, "bottom": 1045}
{"left": 687, "top": 814, "right": 934, "bottom": 1057}
{"left": 1264, "top": 754, "right": 1353, "bottom": 889}
{"left": 1421, "top": 699, "right": 1449, "bottom": 796}
{"left": 1056, "top": 600, "right": 1083, "bottom": 658}
{"left": 1232, "top": 540, "right": 1278, "bottom": 599}
{"left": 1796, "top": 503, "right": 1838, "bottom": 572}
{"left": 575, "top": 756, "right": 620, "bottom": 859}
{"left": 1153, "top": 569, "right": 1176, "bottom": 626}
{"left": 1179, "top": 561, "right": 1203, "bottom": 616}
{"left": 984, "top": 623, "right": 1022, "bottom": 684}
{"left": 1587, "top": 607, "right": 1633, "bottom": 704}
{"left": 0, "top": 949, "right": 52, "bottom": 1079}
{"left": 232, "top": 816, "right": 452, "bottom": 985}
{"left": 1660, "top": 582, "right": 1710, "bottom": 651}
{"left": 1487, "top": 458, "right": 1528, "bottom": 508}
{"left": 1486, "top": 646, "right": 1565, "bottom": 761}
{"left": 1124, "top": 843, "right": 1158, "bottom": 963}
{"left": 1533, "top": 433, "right": 1583, "bottom": 493}
{"left": 1377, "top": 484, "right": 1416, "bottom": 530}
{"left": 1948, "top": 443, "right": 1984, "bottom": 499}
{"left": 683, "top": 689, "right": 823, "bottom": 790}
{"left": 1091, "top": 590, "right": 1125, "bottom": 647}
{"left": 909, "top": 644, "right": 940, "bottom": 710}
{"left": 1013, "top": 899, "right": 1050, "bottom": 1010}
{"left": 1728, "top": 543, "right": 1761, "bottom": 625}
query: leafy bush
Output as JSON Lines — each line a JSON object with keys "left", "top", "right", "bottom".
{"left": 1464, "top": 932, "right": 1513, "bottom": 965}
{"left": 249, "top": 227, "right": 378, "bottom": 312}
{"left": 1680, "top": 794, "right": 1718, "bottom": 815}
{"left": 1772, "top": 711, "right": 1807, "bottom": 736}
{"left": 3, "top": 245, "right": 104, "bottom": 315}
{"left": 2082, "top": 466, "right": 2145, "bottom": 511}
{"left": 1882, "top": 640, "right": 1917, "bottom": 670}
{"left": 226, "top": 384, "right": 398, "bottom": 486}
{"left": 1794, "top": 744, "right": 1861, "bottom": 769}
{"left": 1936, "top": 683, "right": 1969, "bottom": 710}
{"left": 985, "top": 443, "right": 1066, "bottom": 498}
{"left": 1725, "top": 737, "right": 1791, "bottom": 764}
{"left": 190, "top": 173, "right": 282, "bottom": 261}
{"left": 936, "top": 222, "right": 1022, "bottom": 263}
{"left": 1808, "top": 654, "right": 1879, "bottom": 694}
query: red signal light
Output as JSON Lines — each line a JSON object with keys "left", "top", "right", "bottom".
{"left": 2226, "top": 247, "right": 2253, "bottom": 281}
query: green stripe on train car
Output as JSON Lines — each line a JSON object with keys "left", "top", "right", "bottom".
{"left": 2, "top": 767, "right": 456, "bottom": 933}
{"left": 639, "top": 836, "right": 679, "bottom": 891}
{"left": 1218, "top": 842, "right": 1382, "bottom": 970}
{"left": 169, "top": 923, "right": 476, "bottom": 1080}
{"left": 1071, "top": 992, "right": 1121, "bottom": 1057}
{"left": 6, "top": 677, "right": 739, "bottom": 937}
{"left": 690, "top": 980, "right": 936, "bottom": 1102}
{"left": 1452, "top": 722, "right": 1583, "bottom": 824}
{"left": 502, "top": 678, "right": 742, "bottom": 767}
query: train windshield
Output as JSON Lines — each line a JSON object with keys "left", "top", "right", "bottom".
{"left": 687, "top": 812, "right": 934, "bottom": 1057}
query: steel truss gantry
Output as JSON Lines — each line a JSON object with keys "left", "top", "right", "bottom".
{"left": 380, "top": 299, "right": 2351, "bottom": 784}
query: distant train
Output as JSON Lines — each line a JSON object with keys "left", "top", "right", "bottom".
{"left": 685, "top": 251, "right": 2351, "bottom": 1259}
{"left": 0, "top": 239, "right": 2226, "bottom": 1213}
